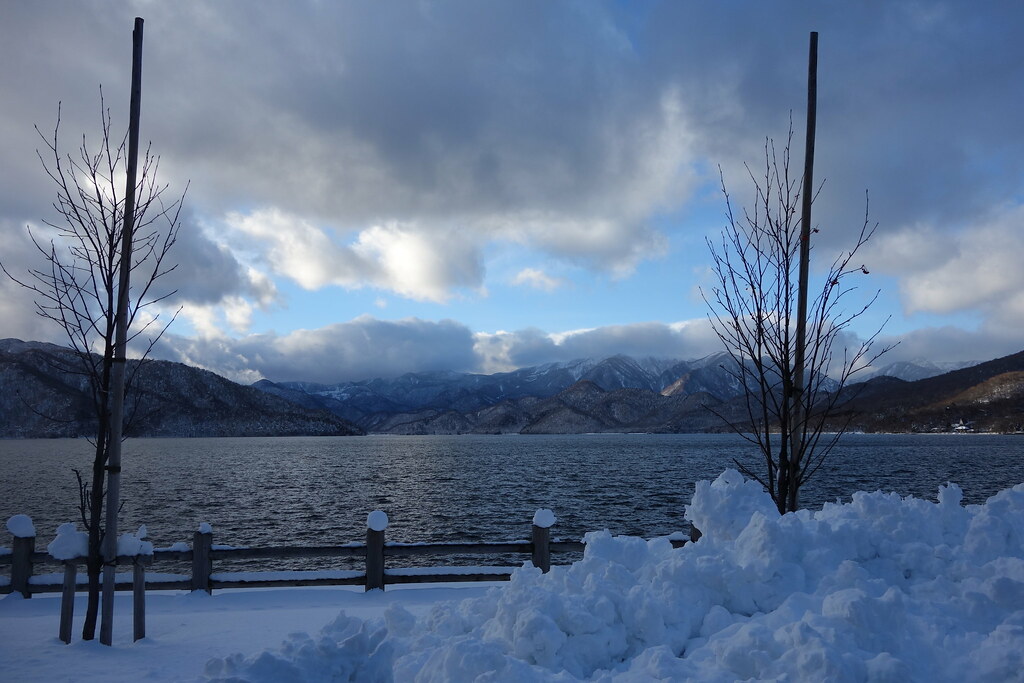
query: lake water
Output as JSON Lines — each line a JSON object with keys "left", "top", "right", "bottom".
{"left": 3, "top": 433, "right": 1024, "bottom": 569}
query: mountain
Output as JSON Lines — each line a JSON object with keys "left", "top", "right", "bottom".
{"left": 6, "top": 337, "right": 1018, "bottom": 437}
{"left": 853, "top": 359, "right": 980, "bottom": 383}
{"left": 256, "top": 354, "right": 740, "bottom": 430}
{"left": 0, "top": 339, "right": 363, "bottom": 438}
{"left": 255, "top": 350, "right": 1023, "bottom": 435}
{"left": 832, "top": 350, "right": 1024, "bottom": 433}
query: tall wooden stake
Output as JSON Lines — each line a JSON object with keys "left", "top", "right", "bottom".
{"left": 100, "top": 16, "right": 144, "bottom": 646}
{"left": 789, "top": 31, "right": 817, "bottom": 512}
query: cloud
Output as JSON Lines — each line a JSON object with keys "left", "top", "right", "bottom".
{"left": 0, "top": 221, "right": 57, "bottom": 344}
{"left": 863, "top": 202, "right": 1024, "bottom": 348}
{"left": 4, "top": 1, "right": 1024, "bottom": 357}
{"left": 896, "top": 205, "right": 1024, "bottom": 318}
{"left": 0, "top": 1, "right": 703, "bottom": 301}
{"left": 878, "top": 326, "right": 1021, "bottom": 366}
{"left": 162, "top": 210, "right": 278, "bottom": 308}
{"left": 225, "top": 208, "right": 484, "bottom": 302}
{"left": 474, "top": 319, "right": 723, "bottom": 373}
{"left": 152, "top": 313, "right": 1022, "bottom": 384}
{"left": 511, "top": 268, "right": 566, "bottom": 292}
{"left": 156, "top": 315, "right": 478, "bottom": 384}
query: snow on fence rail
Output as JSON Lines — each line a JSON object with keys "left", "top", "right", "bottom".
{"left": 1, "top": 510, "right": 689, "bottom": 643}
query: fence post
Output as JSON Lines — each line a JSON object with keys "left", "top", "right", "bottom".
{"left": 133, "top": 558, "right": 146, "bottom": 641}
{"left": 59, "top": 562, "right": 76, "bottom": 644}
{"left": 11, "top": 533, "right": 36, "bottom": 599}
{"left": 365, "top": 511, "right": 388, "bottom": 591}
{"left": 531, "top": 509, "right": 555, "bottom": 573}
{"left": 191, "top": 525, "right": 213, "bottom": 594}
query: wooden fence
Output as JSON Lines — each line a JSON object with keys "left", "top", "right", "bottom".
{"left": 0, "top": 512, "right": 689, "bottom": 644}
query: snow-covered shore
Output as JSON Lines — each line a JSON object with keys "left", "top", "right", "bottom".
{"left": 3, "top": 470, "right": 1023, "bottom": 681}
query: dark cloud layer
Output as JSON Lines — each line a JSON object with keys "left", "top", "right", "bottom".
{"left": 157, "top": 316, "right": 478, "bottom": 384}
{"left": 3, "top": 1, "right": 1024, "bottom": 381}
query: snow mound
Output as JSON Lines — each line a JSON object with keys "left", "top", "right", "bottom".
{"left": 205, "top": 471, "right": 1024, "bottom": 682}
{"left": 533, "top": 509, "right": 557, "bottom": 529}
{"left": 367, "top": 510, "right": 389, "bottom": 532}
{"left": 47, "top": 523, "right": 89, "bottom": 560}
{"left": 6, "top": 514, "right": 35, "bottom": 539}
{"left": 117, "top": 525, "right": 153, "bottom": 556}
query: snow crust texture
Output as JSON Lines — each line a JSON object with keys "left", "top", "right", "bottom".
{"left": 205, "top": 469, "right": 1024, "bottom": 682}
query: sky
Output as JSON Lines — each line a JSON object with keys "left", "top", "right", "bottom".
{"left": 2, "top": 0, "right": 1023, "bottom": 385}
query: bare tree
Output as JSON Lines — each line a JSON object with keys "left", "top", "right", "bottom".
{"left": 1, "top": 93, "right": 184, "bottom": 640}
{"left": 702, "top": 131, "right": 891, "bottom": 514}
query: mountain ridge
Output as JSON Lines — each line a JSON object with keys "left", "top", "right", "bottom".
{"left": 3, "top": 338, "right": 1017, "bottom": 437}
{"left": 0, "top": 339, "right": 363, "bottom": 438}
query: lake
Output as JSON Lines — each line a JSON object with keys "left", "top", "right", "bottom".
{"left": 4, "top": 433, "right": 1024, "bottom": 561}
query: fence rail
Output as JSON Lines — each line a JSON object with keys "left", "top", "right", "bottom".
{"left": 2, "top": 512, "right": 687, "bottom": 644}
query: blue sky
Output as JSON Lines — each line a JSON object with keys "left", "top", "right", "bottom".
{"left": 2, "top": 1, "right": 1023, "bottom": 384}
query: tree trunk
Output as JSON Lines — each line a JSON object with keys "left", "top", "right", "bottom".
{"left": 82, "top": 337, "right": 114, "bottom": 640}
{"left": 81, "top": 396, "right": 109, "bottom": 640}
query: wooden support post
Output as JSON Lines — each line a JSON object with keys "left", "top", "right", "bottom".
{"left": 531, "top": 524, "right": 551, "bottom": 573}
{"left": 365, "top": 527, "right": 385, "bottom": 591}
{"left": 133, "top": 559, "right": 146, "bottom": 641}
{"left": 59, "top": 562, "right": 76, "bottom": 644}
{"left": 191, "top": 529, "right": 213, "bottom": 594}
{"left": 11, "top": 534, "right": 35, "bottom": 598}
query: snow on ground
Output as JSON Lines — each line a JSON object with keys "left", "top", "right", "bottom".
{"left": 3, "top": 469, "right": 1024, "bottom": 682}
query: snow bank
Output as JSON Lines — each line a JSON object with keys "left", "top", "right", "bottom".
{"left": 205, "top": 469, "right": 1024, "bottom": 682}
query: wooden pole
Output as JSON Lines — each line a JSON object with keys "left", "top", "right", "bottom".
{"left": 790, "top": 30, "right": 817, "bottom": 512}
{"left": 365, "top": 527, "right": 385, "bottom": 591}
{"left": 100, "top": 16, "right": 144, "bottom": 646}
{"left": 132, "top": 560, "right": 146, "bottom": 641}
{"left": 11, "top": 534, "right": 35, "bottom": 599}
{"left": 531, "top": 524, "right": 551, "bottom": 573}
{"left": 59, "top": 562, "right": 77, "bottom": 644}
{"left": 191, "top": 529, "right": 213, "bottom": 594}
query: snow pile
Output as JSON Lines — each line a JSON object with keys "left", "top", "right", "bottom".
{"left": 5, "top": 514, "right": 35, "bottom": 538}
{"left": 117, "top": 525, "right": 153, "bottom": 556}
{"left": 533, "top": 509, "right": 557, "bottom": 529}
{"left": 205, "top": 470, "right": 1024, "bottom": 682}
{"left": 198, "top": 522, "right": 213, "bottom": 535}
{"left": 367, "top": 510, "right": 389, "bottom": 532}
{"left": 46, "top": 523, "right": 89, "bottom": 560}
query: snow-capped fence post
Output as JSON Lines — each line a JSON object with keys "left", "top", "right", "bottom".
{"left": 532, "top": 509, "right": 556, "bottom": 573}
{"left": 59, "top": 562, "right": 77, "bottom": 643}
{"left": 365, "top": 511, "right": 388, "bottom": 591}
{"left": 191, "top": 524, "right": 213, "bottom": 594}
{"left": 7, "top": 515, "right": 37, "bottom": 598}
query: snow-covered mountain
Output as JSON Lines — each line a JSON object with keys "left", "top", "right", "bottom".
{"left": 257, "top": 354, "right": 738, "bottom": 425}
{"left": 853, "top": 359, "right": 979, "bottom": 383}
{"left": 252, "top": 352, "right": 1005, "bottom": 434}
{"left": 0, "top": 338, "right": 362, "bottom": 438}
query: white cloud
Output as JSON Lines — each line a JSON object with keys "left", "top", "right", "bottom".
{"left": 474, "top": 319, "right": 723, "bottom": 373}
{"left": 511, "top": 268, "right": 566, "bottom": 292}
{"left": 879, "top": 205, "right": 1024, "bottom": 323}
{"left": 226, "top": 209, "right": 484, "bottom": 303}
